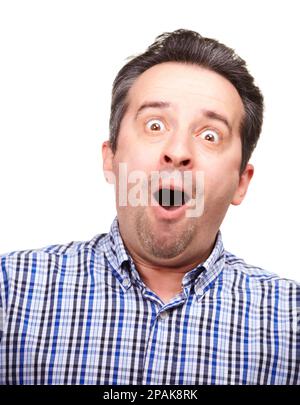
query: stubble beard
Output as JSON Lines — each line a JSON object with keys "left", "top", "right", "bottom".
{"left": 135, "top": 208, "right": 196, "bottom": 259}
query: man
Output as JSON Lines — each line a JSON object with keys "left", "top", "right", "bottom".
{"left": 0, "top": 29, "right": 299, "bottom": 385}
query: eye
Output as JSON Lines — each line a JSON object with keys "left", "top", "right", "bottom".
{"left": 199, "top": 129, "right": 220, "bottom": 143}
{"left": 145, "top": 119, "right": 165, "bottom": 132}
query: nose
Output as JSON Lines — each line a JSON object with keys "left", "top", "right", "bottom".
{"left": 160, "top": 133, "right": 193, "bottom": 170}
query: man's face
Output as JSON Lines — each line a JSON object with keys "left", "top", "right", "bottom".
{"left": 103, "top": 62, "right": 253, "bottom": 267}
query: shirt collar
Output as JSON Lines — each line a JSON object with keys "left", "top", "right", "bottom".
{"left": 192, "top": 231, "right": 225, "bottom": 301}
{"left": 104, "top": 216, "right": 225, "bottom": 297}
{"left": 104, "top": 217, "right": 131, "bottom": 272}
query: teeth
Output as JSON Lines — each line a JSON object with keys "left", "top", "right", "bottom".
{"left": 153, "top": 188, "right": 190, "bottom": 207}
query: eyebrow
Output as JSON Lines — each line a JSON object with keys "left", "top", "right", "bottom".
{"left": 135, "top": 101, "right": 171, "bottom": 119}
{"left": 134, "top": 101, "right": 232, "bottom": 132}
{"left": 201, "top": 109, "right": 232, "bottom": 132}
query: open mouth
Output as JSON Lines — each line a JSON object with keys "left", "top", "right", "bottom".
{"left": 153, "top": 188, "right": 190, "bottom": 210}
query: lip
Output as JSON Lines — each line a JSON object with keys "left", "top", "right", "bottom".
{"left": 150, "top": 201, "right": 188, "bottom": 221}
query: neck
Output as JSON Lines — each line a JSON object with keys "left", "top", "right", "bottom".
{"left": 130, "top": 249, "right": 212, "bottom": 304}
{"left": 118, "top": 219, "right": 218, "bottom": 304}
{"left": 136, "top": 264, "right": 186, "bottom": 303}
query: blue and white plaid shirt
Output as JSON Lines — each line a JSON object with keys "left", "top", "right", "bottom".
{"left": 0, "top": 217, "right": 299, "bottom": 384}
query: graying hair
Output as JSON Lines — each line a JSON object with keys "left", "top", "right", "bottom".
{"left": 109, "top": 29, "right": 264, "bottom": 173}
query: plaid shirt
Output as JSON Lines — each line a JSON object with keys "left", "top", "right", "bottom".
{"left": 0, "top": 217, "right": 299, "bottom": 384}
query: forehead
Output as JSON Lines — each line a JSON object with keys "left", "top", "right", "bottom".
{"left": 126, "top": 62, "right": 244, "bottom": 125}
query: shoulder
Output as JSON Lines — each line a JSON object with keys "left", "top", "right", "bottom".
{"left": 0, "top": 233, "right": 110, "bottom": 342}
{"left": 223, "top": 249, "right": 300, "bottom": 299}
{"left": 0, "top": 232, "right": 109, "bottom": 296}
{"left": 1, "top": 232, "right": 108, "bottom": 260}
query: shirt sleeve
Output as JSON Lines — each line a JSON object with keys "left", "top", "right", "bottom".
{"left": 0, "top": 255, "right": 9, "bottom": 344}
{"left": 297, "top": 284, "right": 300, "bottom": 383}
{"left": 0, "top": 292, "right": 3, "bottom": 343}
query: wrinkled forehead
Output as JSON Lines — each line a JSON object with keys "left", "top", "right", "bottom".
{"left": 126, "top": 62, "right": 244, "bottom": 128}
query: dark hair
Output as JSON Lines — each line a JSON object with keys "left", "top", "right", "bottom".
{"left": 109, "top": 29, "right": 264, "bottom": 173}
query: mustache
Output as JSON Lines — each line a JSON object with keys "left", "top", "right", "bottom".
{"left": 144, "top": 170, "right": 196, "bottom": 200}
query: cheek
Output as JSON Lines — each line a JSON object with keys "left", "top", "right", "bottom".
{"left": 117, "top": 155, "right": 154, "bottom": 175}
{"left": 116, "top": 131, "right": 153, "bottom": 172}
{"left": 115, "top": 144, "right": 156, "bottom": 174}
{"left": 203, "top": 161, "right": 240, "bottom": 204}
{"left": 112, "top": 150, "right": 155, "bottom": 203}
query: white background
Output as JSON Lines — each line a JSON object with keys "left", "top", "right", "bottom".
{"left": 0, "top": 0, "right": 299, "bottom": 281}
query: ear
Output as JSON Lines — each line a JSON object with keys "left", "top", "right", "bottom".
{"left": 102, "top": 140, "right": 114, "bottom": 183}
{"left": 231, "top": 163, "right": 254, "bottom": 206}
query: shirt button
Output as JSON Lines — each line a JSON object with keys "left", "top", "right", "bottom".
{"left": 122, "top": 278, "right": 130, "bottom": 287}
{"left": 160, "top": 311, "right": 168, "bottom": 320}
